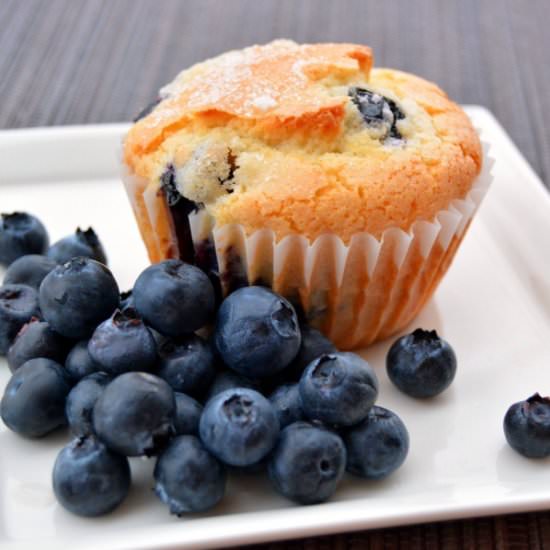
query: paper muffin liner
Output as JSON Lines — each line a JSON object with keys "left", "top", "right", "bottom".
{"left": 121, "top": 141, "right": 493, "bottom": 350}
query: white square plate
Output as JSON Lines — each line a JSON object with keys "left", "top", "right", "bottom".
{"left": 1, "top": 107, "right": 550, "bottom": 550}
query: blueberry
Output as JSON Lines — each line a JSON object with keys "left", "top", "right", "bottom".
{"left": 204, "top": 370, "right": 262, "bottom": 402}
{"left": 284, "top": 324, "right": 336, "bottom": 381}
{"left": 504, "top": 394, "right": 550, "bottom": 458}
{"left": 348, "top": 87, "right": 405, "bottom": 140}
{"left": 158, "top": 165, "right": 197, "bottom": 265}
{"left": 268, "top": 421, "right": 346, "bottom": 504}
{"left": 65, "top": 339, "right": 100, "bottom": 381}
{"left": 3, "top": 254, "right": 57, "bottom": 289}
{"left": 386, "top": 329, "right": 457, "bottom": 398}
{"left": 93, "top": 372, "right": 175, "bottom": 456}
{"left": 214, "top": 286, "right": 301, "bottom": 378}
{"left": 66, "top": 372, "right": 112, "bottom": 436}
{"left": 174, "top": 392, "right": 203, "bottom": 435}
{"left": 7, "top": 318, "right": 67, "bottom": 372}
{"left": 154, "top": 435, "right": 226, "bottom": 514}
{"left": 88, "top": 308, "right": 157, "bottom": 375}
{"left": 157, "top": 335, "right": 215, "bottom": 397}
{"left": 119, "top": 289, "right": 134, "bottom": 311}
{"left": 53, "top": 435, "right": 130, "bottom": 517}
{"left": 0, "top": 212, "right": 49, "bottom": 266}
{"left": 47, "top": 227, "right": 107, "bottom": 265}
{"left": 1, "top": 358, "right": 71, "bottom": 437}
{"left": 299, "top": 352, "right": 378, "bottom": 427}
{"left": 39, "top": 257, "right": 119, "bottom": 340}
{"left": 133, "top": 260, "right": 215, "bottom": 337}
{"left": 199, "top": 388, "right": 279, "bottom": 466}
{"left": 0, "top": 284, "right": 40, "bottom": 355}
{"left": 344, "top": 406, "right": 409, "bottom": 479}
{"left": 269, "top": 383, "right": 304, "bottom": 429}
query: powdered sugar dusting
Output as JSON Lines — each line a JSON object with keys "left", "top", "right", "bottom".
{"left": 248, "top": 94, "right": 278, "bottom": 111}
{"left": 291, "top": 59, "right": 306, "bottom": 78}
{"left": 135, "top": 40, "right": 371, "bottom": 131}
{"left": 144, "top": 104, "right": 182, "bottom": 129}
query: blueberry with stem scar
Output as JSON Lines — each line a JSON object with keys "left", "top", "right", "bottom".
{"left": 39, "top": 257, "right": 119, "bottom": 340}
{"left": 88, "top": 308, "right": 157, "bottom": 375}
{"left": 299, "top": 352, "right": 378, "bottom": 427}
{"left": 47, "top": 227, "right": 107, "bottom": 265}
{"left": 386, "top": 329, "right": 457, "bottom": 398}
{"left": 504, "top": 394, "right": 550, "bottom": 458}
{"left": 199, "top": 388, "right": 279, "bottom": 467}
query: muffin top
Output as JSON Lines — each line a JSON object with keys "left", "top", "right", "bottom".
{"left": 123, "top": 40, "right": 482, "bottom": 242}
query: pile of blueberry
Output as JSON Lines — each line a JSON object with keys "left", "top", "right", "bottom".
{"left": 1, "top": 210, "right": 545, "bottom": 521}
{"left": 0, "top": 211, "right": 413, "bottom": 517}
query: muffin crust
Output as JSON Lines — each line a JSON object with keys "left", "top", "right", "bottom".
{"left": 123, "top": 40, "right": 481, "bottom": 242}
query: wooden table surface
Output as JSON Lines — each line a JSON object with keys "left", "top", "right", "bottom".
{"left": 2, "top": 1, "right": 550, "bottom": 548}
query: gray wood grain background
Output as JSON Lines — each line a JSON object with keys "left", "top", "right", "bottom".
{"left": 1, "top": 0, "right": 549, "bottom": 188}
{"left": 2, "top": 1, "right": 550, "bottom": 548}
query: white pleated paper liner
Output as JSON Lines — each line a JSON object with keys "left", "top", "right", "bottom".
{"left": 121, "top": 141, "right": 493, "bottom": 350}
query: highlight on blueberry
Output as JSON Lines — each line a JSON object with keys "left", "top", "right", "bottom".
{"left": 386, "top": 329, "right": 457, "bottom": 398}
{"left": 504, "top": 394, "right": 550, "bottom": 458}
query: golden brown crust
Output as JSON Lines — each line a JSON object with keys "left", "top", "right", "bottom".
{"left": 123, "top": 41, "right": 482, "bottom": 243}
{"left": 124, "top": 40, "right": 373, "bottom": 165}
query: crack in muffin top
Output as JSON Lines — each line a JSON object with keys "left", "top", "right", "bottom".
{"left": 125, "top": 40, "right": 373, "bottom": 158}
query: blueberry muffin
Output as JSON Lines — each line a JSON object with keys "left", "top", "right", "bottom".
{"left": 122, "top": 40, "right": 489, "bottom": 349}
